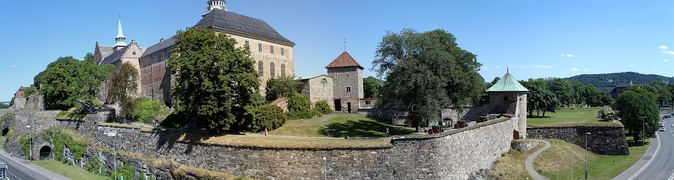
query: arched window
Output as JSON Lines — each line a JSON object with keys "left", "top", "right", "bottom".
{"left": 258, "top": 61, "right": 264, "bottom": 77}
{"left": 281, "top": 64, "right": 286, "bottom": 76}
{"left": 270, "top": 62, "right": 276, "bottom": 77}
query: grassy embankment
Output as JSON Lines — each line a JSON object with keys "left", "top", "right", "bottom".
{"left": 34, "top": 160, "right": 108, "bottom": 180}
{"left": 491, "top": 107, "right": 649, "bottom": 179}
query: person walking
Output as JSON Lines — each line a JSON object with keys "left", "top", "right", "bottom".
{"left": 264, "top": 128, "right": 268, "bottom": 136}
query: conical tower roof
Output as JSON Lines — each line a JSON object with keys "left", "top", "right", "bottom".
{"left": 486, "top": 69, "right": 529, "bottom": 92}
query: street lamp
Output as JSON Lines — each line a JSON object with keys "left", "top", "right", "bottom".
{"left": 322, "top": 157, "right": 327, "bottom": 180}
{"left": 106, "top": 131, "right": 117, "bottom": 180}
{"left": 26, "top": 125, "right": 31, "bottom": 161}
{"left": 585, "top": 132, "right": 591, "bottom": 180}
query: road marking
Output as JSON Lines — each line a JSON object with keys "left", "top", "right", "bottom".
{"left": 9, "top": 171, "right": 22, "bottom": 180}
{"left": 628, "top": 133, "right": 661, "bottom": 180}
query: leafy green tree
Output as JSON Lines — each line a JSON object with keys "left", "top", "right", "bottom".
{"left": 314, "top": 101, "right": 333, "bottom": 114}
{"left": 615, "top": 90, "right": 659, "bottom": 142}
{"left": 547, "top": 78, "right": 572, "bottom": 107}
{"left": 521, "top": 78, "right": 560, "bottom": 117}
{"left": 372, "top": 29, "right": 483, "bottom": 132}
{"left": 39, "top": 56, "right": 110, "bottom": 110}
{"left": 287, "top": 93, "right": 311, "bottom": 112}
{"left": 167, "top": 28, "right": 259, "bottom": 132}
{"left": 107, "top": 61, "right": 139, "bottom": 104}
{"left": 243, "top": 105, "right": 287, "bottom": 132}
{"left": 265, "top": 75, "right": 301, "bottom": 102}
{"left": 363, "top": 76, "right": 383, "bottom": 98}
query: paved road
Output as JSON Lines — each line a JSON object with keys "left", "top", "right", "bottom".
{"left": 0, "top": 150, "right": 69, "bottom": 180}
{"left": 614, "top": 115, "right": 674, "bottom": 180}
{"left": 525, "top": 140, "right": 550, "bottom": 180}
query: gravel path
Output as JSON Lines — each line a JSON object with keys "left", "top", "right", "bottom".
{"left": 526, "top": 140, "right": 551, "bottom": 180}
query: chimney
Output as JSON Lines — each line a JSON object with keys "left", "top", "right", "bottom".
{"left": 160, "top": 38, "right": 164, "bottom": 43}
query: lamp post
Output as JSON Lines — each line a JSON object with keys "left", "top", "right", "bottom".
{"left": 322, "top": 157, "right": 327, "bottom": 180}
{"left": 26, "top": 125, "right": 31, "bottom": 161}
{"left": 106, "top": 131, "right": 117, "bottom": 180}
{"left": 585, "top": 132, "right": 591, "bottom": 180}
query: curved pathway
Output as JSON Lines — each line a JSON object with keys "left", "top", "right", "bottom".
{"left": 526, "top": 140, "right": 551, "bottom": 180}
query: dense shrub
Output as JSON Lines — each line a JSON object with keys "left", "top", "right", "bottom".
{"left": 122, "top": 97, "right": 169, "bottom": 124}
{"left": 287, "top": 93, "right": 311, "bottom": 112}
{"left": 314, "top": 101, "right": 332, "bottom": 114}
{"left": 41, "top": 128, "right": 87, "bottom": 162}
{"left": 244, "top": 105, "right": 287, "bottom": 132}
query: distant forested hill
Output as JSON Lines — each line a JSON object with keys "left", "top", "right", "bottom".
{"left": 564, "top": 72, "right": 674, "bottom": 92}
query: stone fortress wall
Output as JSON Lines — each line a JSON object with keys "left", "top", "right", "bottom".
{"left": 2, "top": 110, "right": 517, "bottom": 179}
{"left": 527, "top": 125, "right": 629, "bottom": 155}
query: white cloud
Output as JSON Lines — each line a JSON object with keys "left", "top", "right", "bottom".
{"left": 565, "top": 54, "right": 574, "bottom": 58}
{"left": 659, "top": 45, "right": 668, "bottom": 50}
{"left": 583, "top": 69, "right": 589, "bottom": 72}
{"left": 494, "top": 66, "right": 502, "bottom": 69}
{"left": 571, "top": 68, "right": 580, "bottom": 71}
{"left": 664, "top": 59, "right": 670, "bottom": 63}
{"left": 533, "top": 65, "right": 554, "bottom": 69}
{"left": 653, "top": 69, "right": 657, "bottom": 72}
{"left": 663, "top": 50, "right": 674, "bottom": 55}
{"left": 483, "top": 66, "right": 490, "bottom": 70}
{"left": 9, "top": 64, "right": 17, "bottom": 68}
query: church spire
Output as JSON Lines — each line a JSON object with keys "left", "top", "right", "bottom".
{"left": 114, "top": 18, "right": 127, "bottom": 50}
{"left": 204, "top": 0, "right": 226, "bottom": 16}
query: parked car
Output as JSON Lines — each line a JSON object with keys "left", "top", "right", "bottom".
{"left": 660, "top": 127, "right": 666, "bottom": 132}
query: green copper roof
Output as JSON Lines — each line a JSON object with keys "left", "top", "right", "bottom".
{"left": 486, "top": 70, "right": 529, "bottom": 92}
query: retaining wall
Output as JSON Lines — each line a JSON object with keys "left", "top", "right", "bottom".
{"left": 526, "top": 125, "right": 629, "bottom": 155}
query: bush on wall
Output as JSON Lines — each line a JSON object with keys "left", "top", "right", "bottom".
{"left": 314, "top": 101, "right": 332, "bottom": 114}
{"left": 244, "top": 105, "right": 287, "bottom": 132}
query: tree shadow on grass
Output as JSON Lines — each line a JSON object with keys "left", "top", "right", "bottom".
{"left": 319, "top": 119, "right": 415, "bottom": 137}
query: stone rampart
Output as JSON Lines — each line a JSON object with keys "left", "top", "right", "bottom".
{"left": 526, "top": 125, "right": 629, "bottom": 155}
{"left": 93, "top": 118, "right": 515, "bottom": 179}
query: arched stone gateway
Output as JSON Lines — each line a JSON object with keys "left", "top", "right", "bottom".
{"left": 39, "top": 146, "right": 53, "bottom": 160}
{"left": 1, "top": 128, "right": 7, "bottom": 136}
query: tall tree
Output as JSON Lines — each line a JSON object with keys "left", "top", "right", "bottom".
{"left": 547, "top": 78, "right": 571, "bottom": 106}
{"left": 521, "top": 78, "right": 560, "bottom": 117}
{"left": 39, "top": 56, "right": 110, "bottom": 110}
{"left": 615, "top": 90, "right": 659, "bottom": 142}
{"left": 107, "top": 61, "right": 139, "bottom": 104}
{"left": 265, "top": 75, "right": 301, "bottom": 102}
{"left": 363, "top": 76, "right": 383, "bottom": 98}
{"left": 167, "top": 28, "right": 259, "bottom": 132}
{"left": 372, "top": 29, "right": 483, "bottom": 132}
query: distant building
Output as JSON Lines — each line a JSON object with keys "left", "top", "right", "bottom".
{"left": 140, "top": 0, "right": 295, "bottom": 105}
{"left": 326, "top": 51, "right": 364, "bottom": 113}
{"left": 298, "top": 75, "right": 334, "bottom": 110}
{"left": 94, "top": 18, "right": 144, "bottom": 99}
{"left": 13, "top": 86, "right": 26, "bottom": 99}
{"left": 610, "top": 82, "right": 630, "bottom": 99}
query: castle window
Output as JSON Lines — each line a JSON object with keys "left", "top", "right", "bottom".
{"left": 281, "top": 48, "right": 285, "bottom": 55}
{"left": 258, "top": 61, "right": 264, "bottom": 77}
{"left": 270, "top": 62, "right": 276, "bottom": 77}
{"left": 270, "top": 45, "right": 274, "bottom": 54}
{"left": 258, "top": 43, "right": 262, "bottom": 52}
{"left": 503, "top": 96, "right": 509, "bottom": 102}
{"left": 245, "top": 40, "right": 249, "bottom": 47}
{"left": 133, "top": 51, "right": 136, "bottom": 55}
{"left": 346, "top": 87, "right": 351, "bottom": 92}
{"left": 281, "top": 64, "right": 286, "bottom": 76}
{"left": 365, "top": 101, "right": 371, "bottom": 105}
{"left": 321, "top": 78, "right": 327, "bottom": 86}
{"left": 157, "top": 55, "right": 162, "bottom": 63}
{"left": 166, "top": 51, "right": 171, "bottom": 58}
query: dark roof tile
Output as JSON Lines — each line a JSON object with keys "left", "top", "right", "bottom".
{"left": 195, "top": 9, "right": 294, "bottom": 46}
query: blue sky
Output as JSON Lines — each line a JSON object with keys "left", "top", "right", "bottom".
{"left": 1, "top": 0, "right": 673, "bottom": 101}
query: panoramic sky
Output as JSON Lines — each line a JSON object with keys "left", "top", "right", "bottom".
{"left": 1, "top": 0, "right": 673, "bottom": 101}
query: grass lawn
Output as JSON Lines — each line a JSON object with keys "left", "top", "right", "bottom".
{"left": 270, "top": 113, "right": 415, "bottom": 137}
{"left": 34, "top": 160, "right": 109, "bottom": 180}
{"left": 537, "top": 135, "right": 649, "bottom": 179}
{"left": 491, "top": 136, "right": 649, "bottom": 179}
{"left": 527, "top": 107, "right": 609, "bottom": 125}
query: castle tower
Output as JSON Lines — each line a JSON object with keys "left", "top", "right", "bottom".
{"left": 204, "top": 0, "right": 227, "bottom": 16}
{"left": 485, "top": 69, "right": 529, "bottom": 138}
{"left": 114, "top": 19, "right": 127, "bottom": 51}
{"left": 326, "top": 51, "right": 364, "bottom": 113}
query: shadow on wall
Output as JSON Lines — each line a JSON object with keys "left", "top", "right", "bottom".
{"left": 155, "top": 128, "right": 223, "bottom": 154}
{"left": 320, "top": 119, "right": 415, "bottom": 137}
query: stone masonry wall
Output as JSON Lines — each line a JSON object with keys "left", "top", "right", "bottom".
{"left": 527, "top": 125, "right": 629, "bottom": 155}
{"left": 93, "top": 118, "right": 515, "bottom": 179}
